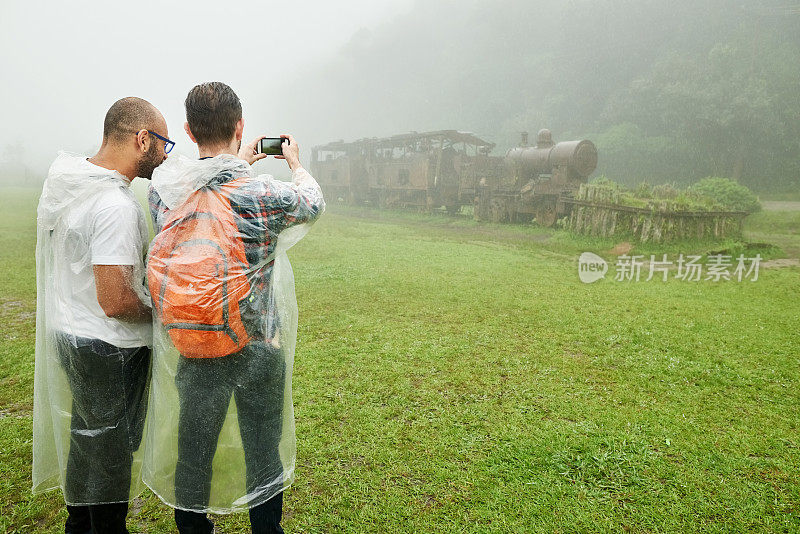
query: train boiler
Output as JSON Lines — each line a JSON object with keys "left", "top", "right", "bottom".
{"left": 473, "top": 129, "right": 598, "bottom": 225}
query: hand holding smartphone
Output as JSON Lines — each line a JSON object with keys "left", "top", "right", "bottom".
{"left": 253, "top": 134, "right": 301, "bottom": 171}
{"left": 257, "top": 137, "right": 288, "bottom": 156}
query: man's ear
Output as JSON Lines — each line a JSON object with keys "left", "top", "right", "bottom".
{"left": 235, "top": 118, "right": 244, "bottom": 142}
{"left": 184, "top": 122, "right": 198, "bottom": 144}
{"left": 135, "top": 129, "right": 149, "bottom": 153}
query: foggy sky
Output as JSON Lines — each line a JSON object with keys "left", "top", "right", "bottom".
{"left": 0, "top": 0, "right": 413, "bottom": 179}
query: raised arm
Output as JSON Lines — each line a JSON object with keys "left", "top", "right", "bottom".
{"left": 270, "top": 166, "right": 325, "bottom": 228}
{"left": 233, "top": 133, "right": 325, "bottom": 235}
{"left": 269, "top": 134, "right": 325, "bottom": 229}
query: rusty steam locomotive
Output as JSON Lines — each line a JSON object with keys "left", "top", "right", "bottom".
{"left": 310, "top": 129, "right": 598, "bottom": 226}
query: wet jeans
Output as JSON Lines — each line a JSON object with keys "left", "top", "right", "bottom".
{"left": 173, "top": 340, "right": 286, "bottom": 532}
{"left": 56, "top": 333, "right": 151, "bottom": 533}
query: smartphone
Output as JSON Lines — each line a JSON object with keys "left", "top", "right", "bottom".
{"left": 257, "top": 137, "right": 286, "bottom": 156}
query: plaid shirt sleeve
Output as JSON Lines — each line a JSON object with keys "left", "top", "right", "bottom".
{"left": 267, "top": 167, "right": 326, "bottom": 232}
{"left": 148, "top": 185, "right": 170, "bottom": 234}
{"left": 230, "top": 167, "right": 325, "bottom": 250}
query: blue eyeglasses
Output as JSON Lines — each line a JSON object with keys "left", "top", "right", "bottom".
{"left": 137, "top": 129, "right": 175, "bottom": 154}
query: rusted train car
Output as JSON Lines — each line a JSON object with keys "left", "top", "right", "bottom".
{"left": 311, "top": 130, "right": 500, "bottom": 213}
{"left": 311, "top": 129, "right": 597, "bottom": 226}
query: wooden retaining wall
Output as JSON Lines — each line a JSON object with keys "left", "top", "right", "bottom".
{"left": 564, "top": 185, "right": 747, "bottom": 242}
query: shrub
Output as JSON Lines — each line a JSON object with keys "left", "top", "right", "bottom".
{"left": 651, "top": 183, "right": 679, "bottom": 200}
{"left": 633, "top": 181, "right": 653, "bottom": 198}
{"left": 688, "top": 177, "right": 762, "bottom": 213}
{"left": 589, "top": 175, "right": 621, "bottom": 189}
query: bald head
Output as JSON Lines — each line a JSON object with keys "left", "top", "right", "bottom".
{"left": 91, "top": 97, "right": 169, "bottom": 181}
{"left": 102, "top": 97, "right": 164, "bottom": 145}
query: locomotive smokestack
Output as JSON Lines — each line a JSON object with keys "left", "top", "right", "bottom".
{"left": 520, "top": 131, "right": 529, "bottom": 147}
{"left": 536, "top": 129, "right": 554, "bottom": 148}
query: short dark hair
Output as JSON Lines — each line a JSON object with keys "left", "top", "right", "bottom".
{"left": 103, "top": 97, "right": 160, "bottom": 143}
{"left": 184, "top": 82, "right": 242, "bottom": 147}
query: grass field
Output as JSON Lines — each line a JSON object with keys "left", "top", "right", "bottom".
{"left": 1, "top": 185, "right": 799, "bottom": 533}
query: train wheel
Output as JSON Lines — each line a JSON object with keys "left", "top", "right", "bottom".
{"left": 534, "top": 199, "right": 558, "bottom": 227}
{"left": 377, "top": 191, "right": 389, "bottom": 209}
{"left": 368, "top": 191, "right": 380, "bottom": 206}
{"left": 473, "top": 196, "right": 488, "bottom": 221}
{"left": 489, "top": 197, "right": 508, "bottom": 223}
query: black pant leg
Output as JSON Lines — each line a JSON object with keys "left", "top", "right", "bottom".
{"left": 57, "top": 336, "right": 93, "bottom": 505}
{"left": 64, "top": 396, "right": 94, "bottom": 505}
{"left": 64, "top": 505, "right": 92, "bottom": 534}
{"left": 248, "top": 491, "right": 285, "bottom": 534}
{"left": 174, "top": 508, "right": 215, "bottom": 534}
{"left": 88, "top": 502, "right": 129, "bottom": 534}
{"left": 121, "top": 346, "right": 151, "bottom": 453}
{"left": 174, "top": 356, "right": 236, "bottom": 509}
{"left": 233, "top": 342, "right": 286, "bottom": 498}
{"left": 231, "top": 342, "right": 286, "bottom": 533}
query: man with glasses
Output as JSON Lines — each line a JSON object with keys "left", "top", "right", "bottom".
{"left": 33, "top": 96, "right": 172, "bottom": 534}
{"left": 146, "top": 129, "right": 176, "bottom": 155}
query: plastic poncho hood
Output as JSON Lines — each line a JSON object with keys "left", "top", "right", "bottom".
{"left": 33, "top": 152, "right": 151, "bottom": 504}
{"left": 142, "top": 154, "right": 323, "bottom": 513}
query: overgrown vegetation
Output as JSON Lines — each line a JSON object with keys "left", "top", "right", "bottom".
{"left": 688, "top": 176, "right": 763, "bottom": 213}
{"left": 588, "top": 176, "right": 762, "bottom": 213}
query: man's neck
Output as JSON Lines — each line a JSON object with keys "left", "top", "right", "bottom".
{"left": 87, "top": 148, "right": 134, "bottom": 183}
{"left": 197, "top": 139, "right": 239, "bottom": 159}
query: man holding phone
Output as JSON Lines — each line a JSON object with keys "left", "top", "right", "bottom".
{"left": 143, "top": 81, "right": 324, "bottom": 534}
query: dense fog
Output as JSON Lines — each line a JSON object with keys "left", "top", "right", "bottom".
{"left": 2, "top": 0, "right": 798, "bottom": 192}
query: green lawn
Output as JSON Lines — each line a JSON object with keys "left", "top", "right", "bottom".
{"left": 1, "top": 187, "right": 799, "bottom": 533}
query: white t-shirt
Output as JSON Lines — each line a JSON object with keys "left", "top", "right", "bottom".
{"left": 50, "top": 164, "right": 152, "bottom": 348}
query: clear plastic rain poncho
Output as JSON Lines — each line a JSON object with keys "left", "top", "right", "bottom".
{"left": 33, "top": 152, "right": 152, "bottom": 504}
{"left": 142, "top": 154, "right": 324, "bottom": 513}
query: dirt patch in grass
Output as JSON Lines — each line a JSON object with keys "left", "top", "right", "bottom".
{"left": 0, "top": 298, "right": 35, "bottom": 320}
{"left": 761, "top": 258, "right": 800, "bottom": 268}
{"left": 0, "top": 405, "right": 33, "bottom": 418}
{"left": 607, "top": 242, "right": 634, "bottom": 256}
{"left": 763, "top": 201, "right": 800, "bottom": 212}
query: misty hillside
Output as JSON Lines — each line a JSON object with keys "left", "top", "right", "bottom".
{"left": 292, "top": 0, "right": 800, "bottom": 192}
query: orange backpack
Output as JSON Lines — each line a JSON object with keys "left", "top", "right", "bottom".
{"left": 147, "top": 179, "right": 252, "bottom": 358}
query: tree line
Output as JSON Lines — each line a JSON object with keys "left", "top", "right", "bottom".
{"left": 291, "top": 0, "right": 800, "bottom": 193}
